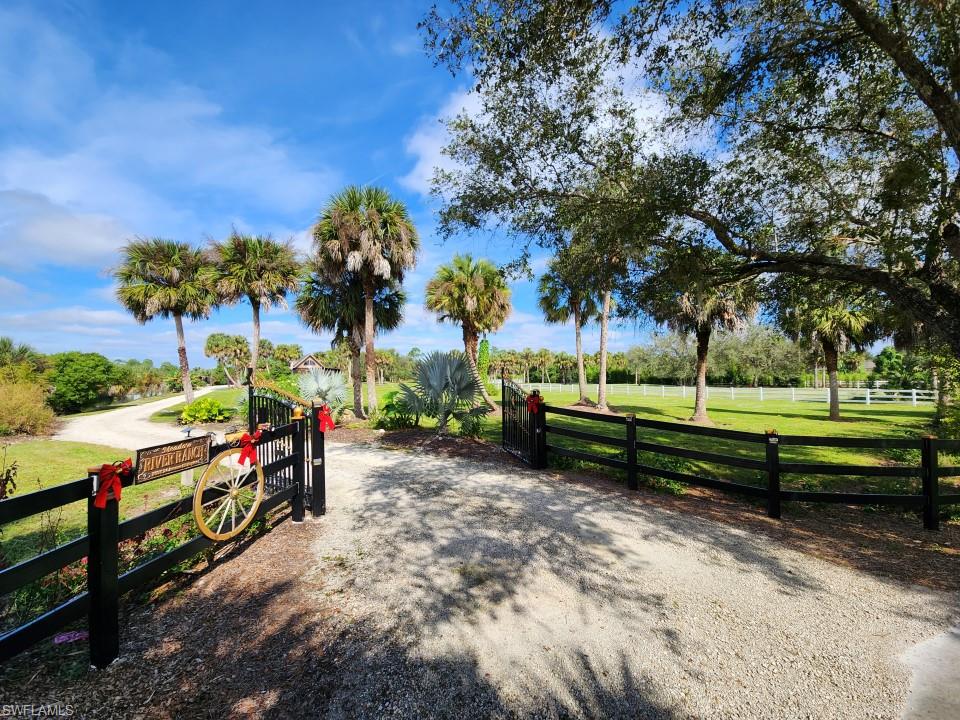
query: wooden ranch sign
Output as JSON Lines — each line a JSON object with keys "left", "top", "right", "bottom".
{"left": 135, "top": 436, "right": 212, "bottom": 483}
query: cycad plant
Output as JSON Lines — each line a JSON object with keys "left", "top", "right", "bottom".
{"left": 398, "top": 351, "right": 490, "bottom": 436}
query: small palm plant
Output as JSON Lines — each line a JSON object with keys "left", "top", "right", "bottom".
{"left": 398, "top": 351, "right": 490, "bottom": 436}
{"left": 298, "top": 368, "right": 348, "bottom": 415}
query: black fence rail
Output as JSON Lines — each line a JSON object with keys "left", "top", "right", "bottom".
{"left": 508, "top": 381, "right": 958, "bottom": 531}
{"left": 0, "top": 397, "right": 328, "bottom": 667}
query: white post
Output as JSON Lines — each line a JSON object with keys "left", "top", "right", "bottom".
{"left": 759, "top": 386, "right": 764, "bottom": 402}
{"left": 730, "top": 386, "right": 734, "bottom": 400}
{"left": 643, "top": 384, "right": 647, "bottom": 396}
{"left": 682, "top": 385, "right": 686, "bottom": 399}
{"left": 825, "top": 389, "right": 830, "bottom": 403}
{"left": 661, "top": 385, "right": 665, "bottom": 397}
{"left": 912, "top": 388, "right": 917, "bottom": 406}
{"left": 791, "top": 387, "right": 796, "bottom": 402}
{"left": 865, "top": 388, "right": 871, "bottom": 406}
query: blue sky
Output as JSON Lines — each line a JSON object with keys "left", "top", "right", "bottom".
{"left": 0, "top": 0, "right": 641, "bottom": 364}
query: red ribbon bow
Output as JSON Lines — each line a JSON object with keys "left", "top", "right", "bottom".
{"left": 526, "top": 394, "right": 542, "bottom": 414}
{"left": 238, "top": 429, "right": 262, "bottom": 466}
{"left": 94, "top": 459, "right": 133, "bottom": 509}
{"left": 316, "top": 404, "right": 335, "bottom": 433}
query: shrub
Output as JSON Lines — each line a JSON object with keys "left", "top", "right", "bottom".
{"left": 398, "top": 351, "right": 490, "bottom": 436}
{"left": 0, "top": 382, "right": 56, "bottom": 436}
{"left": 46, "top": 352, "right": 118, "bottom": 413}
{"left": 179, "top": 397, "right": 232, "bottom": 425}
{"left": 375, "top": 390, "right": 418, "bottom": 430}
{"left": 298, "top": 369, "right": 347, "bottom": 410}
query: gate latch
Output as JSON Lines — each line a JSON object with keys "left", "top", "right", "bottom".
{"left": 311, "top": 458, "right": 323, "bottom": 467}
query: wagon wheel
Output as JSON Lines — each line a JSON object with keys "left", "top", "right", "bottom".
{"left": 192, "top": 448, "right": 265, "bottom": 541}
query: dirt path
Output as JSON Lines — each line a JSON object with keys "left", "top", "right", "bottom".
{"left": 2, "top": 442, "right": 957, "bottom": 719}
{"left": 54, "top": 386, "right": 225, "bottom": 450}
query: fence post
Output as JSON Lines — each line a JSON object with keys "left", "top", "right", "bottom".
{"left": 87, "top": 469, "right": 120, "bottom": 669}
{"left": 247, "top": 384, "right": 256, "bottom": 431}
{"left": 791, "top": 387, "right": 796, "bottom": 402}
{"left": 865, "top": 388, "right": 871, "bottom": 406}
{"left": 759, "top": 386, "right": 764, "bottom": 402}
{"left": 921, "top": 436, "right": 940, "bottom": 531}
{"left": 310, "top": 403, "right": 326, "bottom": 517}
{"left": 912, "top": 388, "right": 918, "bottom": 407}
{"left": 626, "top": 414, "right": 638, "bottom": 491}
{"left": 642, "top": 384, "right": 647, "bottom": 396}
{"left": 765, "top": 431, "right": 781, "bottom": 519}
{"left": 528, "top": 402, "right": 548, "bottom": 469}
{"left": 291, "top": 417, "right": 306, "bottom": 522}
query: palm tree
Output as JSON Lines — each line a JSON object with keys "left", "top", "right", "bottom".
{"left": 641, "top": 263, "right": 758, "bottom": 424}
{"left": 535, "top": 348, "right": 554, "bottom": 383}
{"left": 554, "top": 351, "right": 575, "bottom": 384}
{"left": 538, "top": 262, "right": 598, "bottom": 404}
{"left": 115, "top": 238, "right": 215, "bottom": 404}
{"left": 519, "top": 348, "right": 536, "bottom": 385}
{"left": 208, "top": 231, "right": 301, "bottom": 378}
{"left": 775, "top": 280, "right": 878, "bottom": 421}
{"left": 204, "top": 333, "right": 250, "bottom": 386}
{"left": 297, "top": 263, "right": 404, "bottom": 419}
{"left": 424, "top": 254, "right": 511, "bottom": 410}
{"left": 313, "top": 186, "right": 418, "bottom": 414}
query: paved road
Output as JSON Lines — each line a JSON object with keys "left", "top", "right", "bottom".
{"left": 54, "top": 386, "right": 226, "bottom": 450}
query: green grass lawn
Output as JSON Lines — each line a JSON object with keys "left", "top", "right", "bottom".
{"left": 149, "top": 387, "right": 245, "bottom": 424}
{"left": 486, "top": 389, "right": 949, "bottom": 496}
{"left": 1, "top": 440, "right": 194, "bottom": 566}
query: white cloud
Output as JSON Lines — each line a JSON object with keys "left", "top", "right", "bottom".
{"left": 0, "top": 275, "right": 29, "bottom": 301}
{"left": 0, "top": 11, "right": 338, "bottom": 269}
{"left": 400, "top": 89, "right": 482, "bottom": 196}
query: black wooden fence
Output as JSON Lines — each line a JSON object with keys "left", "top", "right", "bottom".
{"left": 503, "top": 380, "right": 960, "bottom": 531}
{"left": 0, "top": 391, "right": 328, "bottom": 666}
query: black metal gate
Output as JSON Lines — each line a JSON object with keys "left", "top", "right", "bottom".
{"left": 501, "top": 377, "right": 533, "bottom": 464}
{"left": 248, "top": 387, "right": 323, "bottom": 512}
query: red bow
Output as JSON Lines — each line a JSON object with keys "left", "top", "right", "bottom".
{"left": 238, "top": 430, "right": 262, "bottom": 466}
{"left": 316, "top": 404, "right": 335, "bottom": 432}
{"left": 526, "top": 394, "right": 542, "bottom": 414}
{"left": 94, "top": 459, "right": 133, "bottom": 509}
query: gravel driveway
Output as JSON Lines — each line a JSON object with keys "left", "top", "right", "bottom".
{"left": 54, "top": 386, "right": 224, "bottom": 450}
{"left": 6, "top": 432, "right": 956, "bottom": 718}
{"left": 312, "top": 443, "right": 957, "bottom": 720}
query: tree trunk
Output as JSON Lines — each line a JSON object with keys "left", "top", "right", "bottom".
{"left": 221, "top": 363, "right": 238, "bottom": 387}
{"left": 691, "top": 326, "right": 711, "bottom": 423}
{"left": 349, "top": 330, "right": 366, "bottom": 420}
{"left": 463, "top": 328, "right": 497, "bottom": 410}
{"left": 574, "top": 307, "right": 590, "bottom": 403}
{"left": 174, "top": 313, "right": 194, "bottom": 404}
{"left": 597, "top": 290, "right": 612, "bottom": 410}
{"left": 250, "top": 300, "right": 261, "bottom": 379}
{"left": 823, "top": 340, "right": 841, "bottom": 421}
{"left": 363, "top": 279, "right": 378, "bottom": 414}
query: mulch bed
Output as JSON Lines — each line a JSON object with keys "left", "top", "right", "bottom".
{"left": 381, "top": 430, "right": 960, "bottom": 593}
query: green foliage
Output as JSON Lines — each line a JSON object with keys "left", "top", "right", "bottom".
{"left": 375, "top": 390, "right": 418, "bottom": 430}
{"left": 398, "top": 351, "right": 490, "bottom": 435}
{"left": 477, "top": 338, "right": 491, "bottom": 378}
{"left": 0, "top": 382, "right": 56, "bottom": 435}
{"left": 179, "top": 397, "right": 232, "bottom": 425}
{"left": 46, "top": 352, "right": 119, "bottom": 413}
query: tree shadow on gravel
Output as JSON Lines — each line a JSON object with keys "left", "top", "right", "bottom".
{"left": 1, "top": 572, "right": 677, "bottom": 720}
{"left": 348, "top": 451, "right": 824, "bottom": 634}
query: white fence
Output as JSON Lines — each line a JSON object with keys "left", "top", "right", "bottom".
{"left": 514, "top": 382, "right": 936, "bottom": 406}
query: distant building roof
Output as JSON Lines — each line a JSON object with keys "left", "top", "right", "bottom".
{"left": 289, "top": 354, "right": 331, "bottom": 373}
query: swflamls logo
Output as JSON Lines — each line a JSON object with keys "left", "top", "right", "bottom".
{"left": 1, "top": 705, "right": 76, "bottom": 717}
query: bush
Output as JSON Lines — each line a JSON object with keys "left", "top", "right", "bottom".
{"left": 179, "top": 397, "right": 232, "bottom": 425}
{"left": 47, "top": 352, "right": 118, "bottom": 413}
{"left": 375, "top": 390, "right": 418, "bottom": 430}
{"left": 0, "top": 382, "right": 56, "bottom": 436}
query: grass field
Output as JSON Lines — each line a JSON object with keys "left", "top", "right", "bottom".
{"left": 148, "top": 387, "right": 245, "bottom": 424}
{"left": 493, "top": 388, "right": 950, "bottom": 496}
{"left": 1, "top": 440, "right": 194, "bottom": 565}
